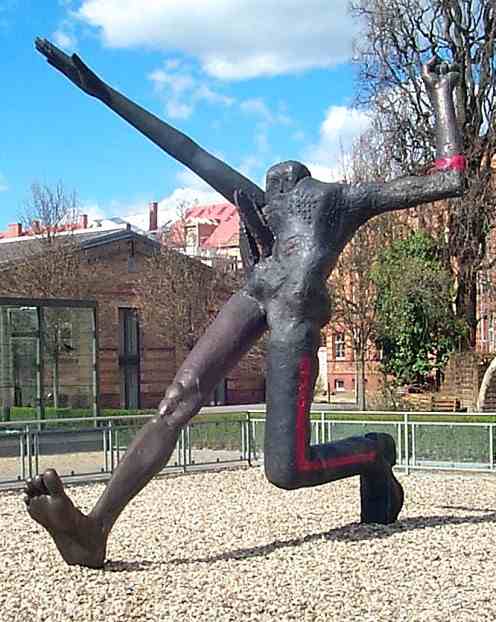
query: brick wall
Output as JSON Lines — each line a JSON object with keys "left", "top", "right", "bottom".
{"left": 1, "top": 235, "right": 266, "bottom": 410}
{"left": 441, "top": 351, "right": 492, "bottom": 410}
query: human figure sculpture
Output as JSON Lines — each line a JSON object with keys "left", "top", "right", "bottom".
{"left": 24, "top": 39, "right": 465, "bottom": 569}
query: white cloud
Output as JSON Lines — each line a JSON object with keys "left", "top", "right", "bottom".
{"left": 175, "top": 168, "right": 226, "bottom": 194}
{"left": 305, "top": 105, "right": 371, "bottom": 172}
{"left": 0, "top": 173, "right": 8, "bottom": 192}
{"left": 306, "top": 162, "right": 347, "bottom": 183}
{"left": 75, "top": 0, "right": 357, "bottom": 80}
{"left": 240, "top": 99, "right": 273, "bottom": 122}
{"left": 292, "top": 130, "right": 306, "bottom": 142}
{"left": 240, "top": 98, "right": 291, "bottom": 126}
{"left": 81, "top": 177, "right": 225, "bottom": 232}
{"left": 122, "top": 186, "right": 225, "bottom": 230}
{"left": 238, "top": 156, "right": 259, "bottom": 179}
{"left": 158, "top": 187, "right": 224, "bottom": 220}
{"left": 53, "top": 29, "right": 77, "bottom": 50}
{"left": 149, "top": 60, "right": 234, "bottom": 120}
{"left": 80, "top": 201, "right": 106, "bottom": 221}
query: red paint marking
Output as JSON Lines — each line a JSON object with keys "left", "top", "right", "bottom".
{"left": 295, "top": 354, "right": 376, "bottom": 472}
{"left": 435, "top": 154, "right": 466, "bottom": 172}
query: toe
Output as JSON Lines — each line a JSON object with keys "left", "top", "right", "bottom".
{"left": 26, "top": 496, "right": 46, "bottom": 523}
{"left": 33, "top": 474, "right": 49, "bottom": 494}
{"left": 43, "top": 469, "right": 65, "bottom": 496}
{"left": 24, "top": 478, "right": 40, "bottom": 497}
{"left": 24, "top": 475, "right": 49, "bottom": 497}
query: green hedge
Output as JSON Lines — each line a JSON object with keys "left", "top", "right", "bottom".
{"left": 3, "top": 407, "right": 495, "bottom": 461}
{"left": 5, "top": 406, "right": 496, "bottom": 425}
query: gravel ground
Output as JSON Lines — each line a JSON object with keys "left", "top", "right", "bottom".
{"left": 2, "top": 467, "right": 496, "bottom": 621}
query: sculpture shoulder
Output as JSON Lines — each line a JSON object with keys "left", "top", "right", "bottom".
{"left": 295, "top": 177, "right": 347, "bottom": 205}
{"left": 298, "top": 177, "right": 345, "bottom": 193}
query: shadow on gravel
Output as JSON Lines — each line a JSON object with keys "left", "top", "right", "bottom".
{"left": 104, "top": 559, "right": 159, "bottom": 572}
{"left": 167, "top": 511, "right": 496, "bottom": 566}
{"left": 439, "top": 504, "right": 496, "bottom": 513}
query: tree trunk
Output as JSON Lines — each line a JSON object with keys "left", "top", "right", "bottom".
{"left": 355, "top": 352, "right": 366, "bottom": 411}
{"left": 53, "top": 353, "right": 60, "bottom": 410}
{"left": 455, "top": 272, "right": 477, "bottom": 349}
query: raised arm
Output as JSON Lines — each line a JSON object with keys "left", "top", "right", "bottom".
{"left": 347, "top": 56, "right": 465, "bottom": 217}
{"left": 34, "top": 38, "right": 265, "bottom": 208}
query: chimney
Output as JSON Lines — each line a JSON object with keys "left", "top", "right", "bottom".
{"left": 78, "top": 214, "right": 88, "bottom": 229}
{"left": 149, "top": 201, "right": 158, "bottom": 231}
{"left": 31, "top": 220, "right": 41, "bottom": 234}
{"left": 7, "top": 223, "right": 22, "bottom": 238}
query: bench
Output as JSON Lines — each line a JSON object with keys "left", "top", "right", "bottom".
{"left": 407, "top": 394, "right": 464, "bottom": 412}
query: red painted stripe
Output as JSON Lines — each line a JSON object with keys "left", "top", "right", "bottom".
{"left": 435, "top": 154, "right": 466, "bottom": 172}
{"left": 295, "top": 354, "right": 376, "bottom": 473}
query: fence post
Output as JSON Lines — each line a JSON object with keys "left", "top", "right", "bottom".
{"left": 181, "top": 428, "right": 187, "bottom": 473}
{"left": 247, "top": 414, "right": 253, "bottom": 466}
{"left": 490, "top": 424, "right": 494, "bottom": 472}
{"left": 25, "top": 425, "right": 33, "bottom": 480}
{"left": 250, "top": 415, "right": 258, "bottom": 462}
{"left": 411, "top": 423, "right": 416, "bottom": 470}
{"left": 34, "top": 431, "right": 39, "bottom": 477}
{"left": 187, "top": 425, "right": 192, "bottom": 466}
{"left": 240, "top": 418, "right": 245, "bottom": 461}
{"left": 397, "top": 422, "right": 402, "bottom": 468}
{"left": 103, "top": 423, "right": 109, "bottom": 474}
{"left": 109, "top": 421, "right": 115, "bottom": 473}
{"left": 19, "top": 430, "right": 25, "bottom": 481}
{"left": 403, "top": 412, "right": 410, "bottom": 475}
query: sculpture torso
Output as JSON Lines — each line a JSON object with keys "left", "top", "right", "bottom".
{"left": 246, "top": 169, "right": 362, "bottom": 329}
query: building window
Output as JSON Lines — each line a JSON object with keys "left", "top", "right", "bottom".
{"left": 127, "top": 240, "right": 137, "bottom": 273}
{"left": 334, "top": 332, "right": 345, "bottom": 360}
{"left": 334, "top": 379, "right": 345, "bottom": 392}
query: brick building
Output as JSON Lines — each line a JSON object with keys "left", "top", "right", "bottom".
{"left": 165, "top": 202, "right": 242, "bottom": 270}
{"left": 0, "top": 217, "right": 265, "bottom": 409}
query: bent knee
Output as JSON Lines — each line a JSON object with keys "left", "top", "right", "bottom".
{"left": 264, "top": 462, "right": 300, "bottom": 490}
{"left": 158, "top": 375, "right": 201, "bottom": 423}
{"left": 158, "top": 382, "right": 183, "bottom": 417}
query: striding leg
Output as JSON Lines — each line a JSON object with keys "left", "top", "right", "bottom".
{"left": 23, "top": 290, "right": 267, "bottom": 568}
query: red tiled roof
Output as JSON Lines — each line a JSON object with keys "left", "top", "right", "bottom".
{"left": 185, "top": 203, "right": 237, "bottom": 221}
{"left": 203, "top": 212, "right": 240, "bottom": 248}
{"left": 168, "top": 202, "right": 240, "bottom": 249}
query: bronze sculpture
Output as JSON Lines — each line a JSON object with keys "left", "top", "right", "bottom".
{"left": 24, "top": 39, "right": 465, "bottom": 568}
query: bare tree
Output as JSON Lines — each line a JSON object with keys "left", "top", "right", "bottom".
{"left": 351, "top": 0, "right": 496, "bottom": 346}
{"left": 160, "top": 199, "right": 194, "bottom": 250}
{"left": 22, "top": 182, "right": 79, "bottom": 240}
{"left": 1, "top": 182, "right": 86, "bottom": 299}
{"left": 0, "top": 183, "right": 89, "bottom": 408}
{"left": 329, "top": 130, "right": 411, "bottom": 408}
{"left": 133, "top": 246, "right": 237, "bottom": 361}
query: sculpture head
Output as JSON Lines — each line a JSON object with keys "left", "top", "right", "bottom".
{"left": 265, "top": 161, "right": 311, "bottom": 199}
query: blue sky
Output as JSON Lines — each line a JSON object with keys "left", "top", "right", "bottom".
{"left": 0, "top": 0, "right": 370, "bottom": 230}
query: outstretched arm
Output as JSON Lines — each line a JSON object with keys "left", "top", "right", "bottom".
{"left": 347, "top": 56, "right": 465, "bottom": 217}
{"left": 35, "top": 38, "right": 265, "bottom": 208}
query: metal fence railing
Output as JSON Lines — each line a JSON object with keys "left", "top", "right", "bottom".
{"left": 2, "top": 409, "right": 496, "bottom": 490}
{"left": 249, "top": 410, "right": 496, "bottom": 474}
{"left": 0, "top": 413, "right": 256, "bottom": 488}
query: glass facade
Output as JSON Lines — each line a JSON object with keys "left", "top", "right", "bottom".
{"left": 0, "top": 298, "right": 98, "bottom": 422}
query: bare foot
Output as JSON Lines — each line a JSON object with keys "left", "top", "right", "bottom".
{"left": 23, "top": 469, "right": 107, "bottom": 569}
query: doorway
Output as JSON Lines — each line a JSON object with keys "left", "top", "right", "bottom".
{"left": 119, "top": 308, "right": 140, "bottom": 409}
